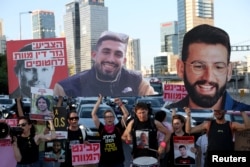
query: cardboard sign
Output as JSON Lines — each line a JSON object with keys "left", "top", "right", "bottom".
{"left": 6, "top": 38, "right": 68, "bottom": 98}
{"left": 29, "top": 87, "right": 54, "bottom": 121}
{"left": 173, "top": 136, "right": 196, "bottom": 165}
{"left": 163, "top": 84, "right": 187, "bottom": 102}
{"left": 234, "top": 130, "right": 250, "bottom": 151}
{"left": 72, "top": 143, "right": 100, "bottom": 165}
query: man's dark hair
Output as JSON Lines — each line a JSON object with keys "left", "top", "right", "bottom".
{"left": 155, "top": 110, "right": 166, "bottom": 122}
{"left": 95, "top": 31, "right": 129, "bottom": 51}
{"left": 179, "top": 145, "right": 186, "bottom": 150}
{"left": 181, "top": 24, "right": 231, "bottom": 63}
{"left": 36, "top": 96, "right": 51, "bottom": 109}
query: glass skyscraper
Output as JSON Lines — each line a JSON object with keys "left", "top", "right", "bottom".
{"left": 32, "top": 10, "right": 56, "bottom": 39}
{"left": 177, "top": 0, "right": 214, "bottom": 55}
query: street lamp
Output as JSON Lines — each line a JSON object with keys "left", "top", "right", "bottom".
{"left": 19, "top": 11, "right": 32, "bottom": 40}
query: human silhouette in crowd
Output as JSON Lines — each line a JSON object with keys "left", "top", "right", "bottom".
{"left": 91, "top": 94, "right": 129, "bottom": 167}
{"left": 122, "top": 102, "right": 171, "bottom": 159}
{"left": 12, "top": 116, "right": 56, "bottom": 167}
{"left": 184, "top": 107, "right": 250, "bottom": 167}
{"left": 166, "top": 24, "right": 250, "bottom": 110}
{"left": 60, "top": 110, "right": 89, "bottom": 167}
{"left": 167, "top": 112, "right": 196, "bottom": 167}
{"left": 174, "top": 145, "right": 195, "bottom": 165}
{"left": 54, "top": 31, "right": 154, "bottom": 97}
{"left": 155, "top": 110, "right": 173, "bottom": 167}
{"left": 196, "top": 131, "right": 208, "bottom": 167}
{"left": 10, "top": 44, "right": 55, "bottom": 98}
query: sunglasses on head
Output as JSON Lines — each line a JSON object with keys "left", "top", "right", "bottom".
{"left": 69, "top": 117, "right": 79, "bottom": 121}
{"left": 17, "top": 123, "right": 28, "bottom": 127}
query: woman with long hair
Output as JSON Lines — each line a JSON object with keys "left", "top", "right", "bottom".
{"left": 12, "top": 116, "right": 56, "bottom": 167}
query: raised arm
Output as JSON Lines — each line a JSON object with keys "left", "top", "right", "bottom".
{"left": 232, "top": 111, "right": 250, "bottom": 131}
{"left": 16, "top": 97, "right": 24, "bottom": 117}
{"left": 35, "top": 120, "right": 56, "bottom": 144}
{"left": 121, "top": 119, "right": 134, "bottom": 143}
{"left": 184, "top": 107, "right": 206, "bottom": 134}
{"left": 114, "top": 98, "right": 129, "bottom": 127}
{"left": 91, "top": 94, "right": 102, "bottom": 128}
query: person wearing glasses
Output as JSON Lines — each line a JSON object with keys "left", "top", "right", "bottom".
{"left": 91, "top": 94, "right": 129, "bottom": 167}
{"left": 12, "top": 116, "right": 56, "bottom": 167}
{"left": 166, "top": 24, "right": 250, "bottom": 111}
{"left": 60, "top": 110, "right": 89, "bottom": 167}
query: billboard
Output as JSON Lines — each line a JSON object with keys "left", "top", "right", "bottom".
{"left": 6, "top": 38, "right": 68, "bottom": 98}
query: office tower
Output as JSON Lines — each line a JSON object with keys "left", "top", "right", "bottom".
{"left": 126, "top": 38, "right": 141, "bottom": 71}
{"left": 79, "top": 0, "right": 108, "bottom": 71}
{"left": 64, "top": 1, "right": 81, "bottom": 75}
{"left": 0, "top": 19, "right": 3, "bottom": 36}
{"left": 0, "top": 19, "right": 6, "bottom": 54}
{"left": 177, "top": 0, "right": 214, "bottom": 54}
{"left": 160, "top": 21, "right": 179, "bottom": 55}
{"left": 32, "top": 10, "right": 56, "bottom": 39}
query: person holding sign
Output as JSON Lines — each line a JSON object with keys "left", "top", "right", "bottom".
{"left": 92, "top": 94, "right": 129, "bottom": 167}
{"left": 54, "top": 31, "right": 154, "bottom": 97}
{"left": 61, "top": 110, "right": 89, "bottom": 167}
{"left": 167, "top": 113, "right": 196, "bottom": 167}
{"left": 184, "top": 107, "right": 250, "bottom": 167}
{"left": 166, "top": 24, "right": 250, "bottom": 110}
{"left": 122, "top": 102, "right": 171, "bottom": 160}
{"left": 12, "top": 116, "right": 56, "bottom": 167}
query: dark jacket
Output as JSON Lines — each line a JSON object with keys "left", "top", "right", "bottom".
{"left": 166, "top": 91, "right": 250, "bottom": 111}
{"left": 58, "top": 67, "right": 142, "bottom": 97}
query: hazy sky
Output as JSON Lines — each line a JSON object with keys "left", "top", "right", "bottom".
{"left": 1, "top": 0, "right": 250, "bottom": 68}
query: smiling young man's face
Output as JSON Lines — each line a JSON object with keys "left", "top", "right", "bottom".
{"left": 177, "top": 43, "right": 232, "bottom": 108}
{"left": 92, "top": 40, "right": 126, "bottom": 81}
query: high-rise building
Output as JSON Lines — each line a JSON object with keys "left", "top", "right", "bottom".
{"left": 79, "top": 0, "right": 108, "bottom": 71}
{"left": 0, "top": 19, "right": 6, "bottom": 55}
{"left": 177, "top": 0, "right": 214, "bottom": 54}
{"left": 160, "top": 21, "right": 179, "bottom": 55}
{"left": 0, "top": 19, "right": 3, "bottom": 36}
{"left": 64, "top": 1, "right": 81, "bottom": 75}
{"left": 126, "top": 38, "right": 141, "bottom": 71}
{"left": 32, "top": 10, "right": 56, "bottom": 39}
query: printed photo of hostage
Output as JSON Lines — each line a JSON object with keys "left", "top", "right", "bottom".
{"left": 44, "top": 139, "right": 66, "bottom": 167}
{"left": 30, "top": 87, "right": 54, "bottom": 121}
{"left": 136, "top": 131, "right": 149, "bottom": 149}
{"left": 7, "top": 38, "right": 68, "bottom": 99}
{"left": 166, "top": 24, "right": 250, "bottom": 110}
{"left": 54, "top": 31, "right": 155, "bottom": 97}
{"left": 174, "top": 145, "right": 195, "bottom": 165}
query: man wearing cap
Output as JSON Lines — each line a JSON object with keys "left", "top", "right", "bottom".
{"left": 53, "top": 31, "right": 154, "bottom": 97}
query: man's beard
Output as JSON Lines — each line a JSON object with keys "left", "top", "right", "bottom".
{"left": 183, "top": 72, "right": 227, "bottom": 108}
{"left": 95, "top": 63, "right": 121, "bottom": 81}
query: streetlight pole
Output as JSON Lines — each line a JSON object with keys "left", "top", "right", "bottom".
{"left": 19, "top": 11, "right": 32, "bottom": 40}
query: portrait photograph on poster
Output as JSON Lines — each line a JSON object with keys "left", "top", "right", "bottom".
{"left": 30, "top": 87, "right": 54, "bottom": 120}
{"left": 6, "top": 38, "right": 68, "bottom": 98}
{"left": 173, "top": 136, "right": 196, "bottom": 165}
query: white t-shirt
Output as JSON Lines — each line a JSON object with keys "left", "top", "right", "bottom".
{"left": 196, "top": 134, "right": 208, "bottom": 167}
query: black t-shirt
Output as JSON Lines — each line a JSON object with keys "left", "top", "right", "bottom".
{"left": 17, "top": 135, "right": 39, "bottom": 164}
{"left": 175, "top": 156, "right": 195, "bottom": 165}
{"left": 61, "top": 128, "right": 84, "bottom": 167}
{"left": 98, "top": 122, "right": 125, "bottom": 165}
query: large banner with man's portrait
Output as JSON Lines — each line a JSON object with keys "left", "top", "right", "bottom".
{"left": 6, "top": 38, "right": 68, "bottom": 98}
